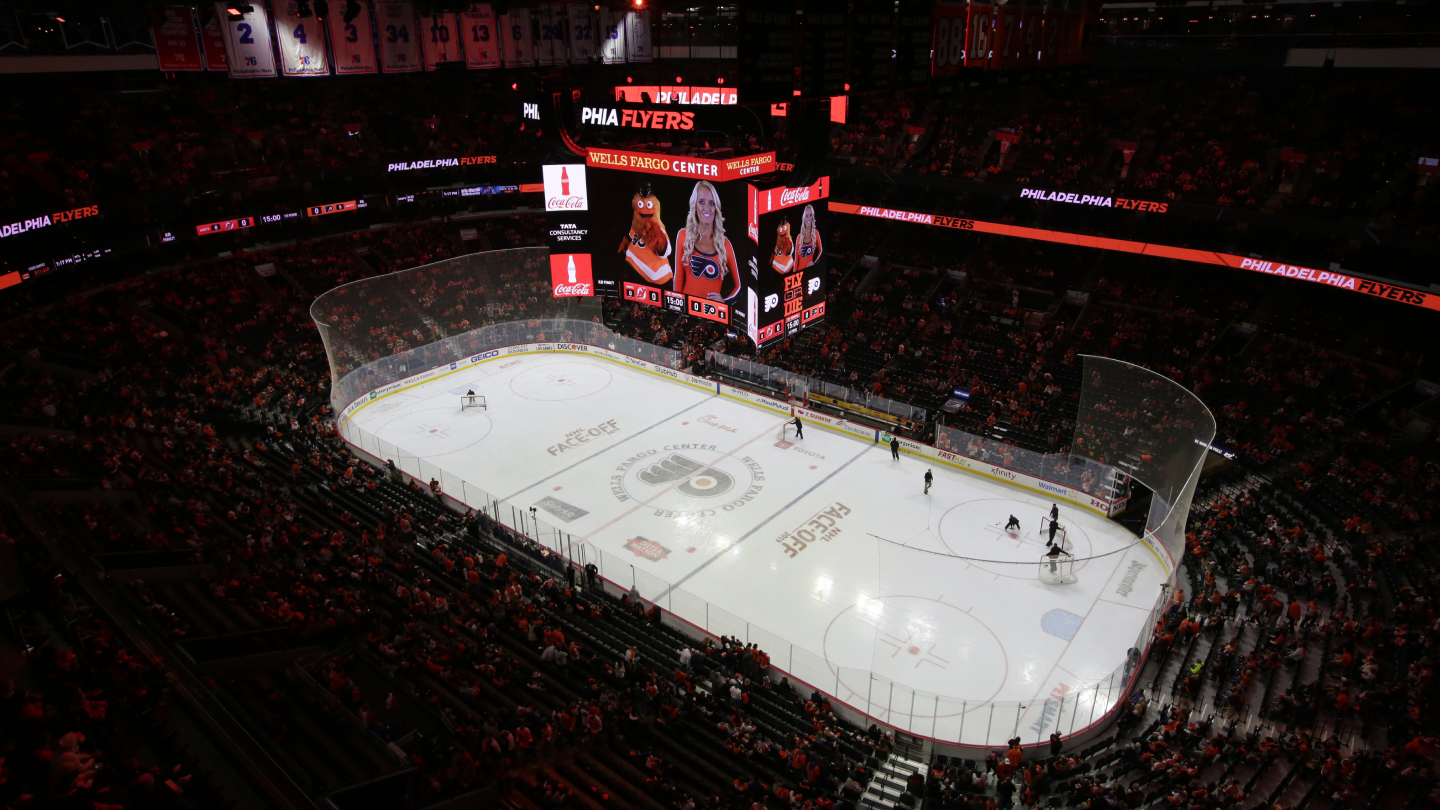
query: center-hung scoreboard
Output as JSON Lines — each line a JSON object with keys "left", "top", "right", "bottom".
{"left": 543, "top": 149, "right": 831, "bottom": 349}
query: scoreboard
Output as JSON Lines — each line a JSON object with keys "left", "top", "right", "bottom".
{"left": 544, "top": 150, "right": 830, "bottom": 348}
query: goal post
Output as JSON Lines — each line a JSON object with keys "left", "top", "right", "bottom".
{"left": 461, "top": 394, "right": 488, "bottom": 410}
{"left": 1038, "top": 552, "right": 1078, "bottom": 585}
{"left": 1039, "top": 516, "right": 1071, "bottom": 552}
{"left": 776, "top": 417, "right": 803, "bottom": 442}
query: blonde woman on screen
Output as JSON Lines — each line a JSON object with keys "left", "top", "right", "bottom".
{"left": 795, "top": 203, "right": 824, "bottom": 272}
{"left": 674, "top": 180, "right": 740, "bottom": 302}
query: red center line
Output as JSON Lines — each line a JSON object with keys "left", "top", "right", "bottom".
{"left": 579, "top": 417, "right": 791, "bottom": 543}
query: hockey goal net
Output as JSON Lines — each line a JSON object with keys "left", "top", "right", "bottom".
{"left": 1038, "top": 552, "right": 1078, "bottom": 585}
{"left": 1039, "top": 516, "right": 1071, "bottom": 552}
{"left": 461, "top": 394, "right": 488, "bottom": 410}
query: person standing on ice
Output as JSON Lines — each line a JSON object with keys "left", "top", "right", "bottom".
{"left": 791, "top": 415, "right": 804, "bottom": 439}
{"left": 891, "top": 435, "right": 901, "bottom": 460}
{"left": 1005, "top": 515, "right": 1021, "bottom": 532}
{"left": 924, "top": 469, "right": 933, "bottom": 495}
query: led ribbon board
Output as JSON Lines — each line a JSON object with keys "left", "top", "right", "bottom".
{"left": 829, "top": 202, "right": 1436, "bottom": 312}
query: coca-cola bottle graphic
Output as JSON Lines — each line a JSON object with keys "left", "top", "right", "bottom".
{"left": 566, "top": 254, "right": 577, "bottom": 283}
{"left": 560, "top": 167, "right": 570, "bottom": 196}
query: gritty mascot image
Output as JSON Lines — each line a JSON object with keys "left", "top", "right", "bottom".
{"left": 620, "top": 183, "right": 674, "bottom": 285}
{"left": 770, "top": 219, "right": 794, "bottom": 274}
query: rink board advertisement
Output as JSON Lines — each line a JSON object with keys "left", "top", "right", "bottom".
{"left": 337, "top": 340, "right": 1122, "bottom": 520}
{"left": 891, "top": 434, "right": 1124, "bottom": 518}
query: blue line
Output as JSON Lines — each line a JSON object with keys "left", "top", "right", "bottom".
{"left": 500, "top": 395, "right": 716, "bottom": 502}
{"left": 657, "top": 441, "right": 876, "bottom": 600}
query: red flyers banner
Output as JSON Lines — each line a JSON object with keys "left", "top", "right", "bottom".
{"left": 990, "top": 4, "right": 1019, "bottom": 69}
{"left": 964, "top": 4, "right": 993, "bottom": 69}
{"left": 1016, "top": 7, "right": 1040, "bottom": 69}
{"left": 153, "top": 6, "right": 203, "bottom": 71}
{"left": 930, "top": 1, "right": 967, "bottom": 77}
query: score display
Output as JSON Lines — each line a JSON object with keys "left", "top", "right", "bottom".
{"left": 307, "top": 200, "right": 366, "bottom": 217}
{"left": 196, "top": 217, "right": 254, "bottom": 236}
{"left": 544, "top": 154, "right": 827, "bottom": 347}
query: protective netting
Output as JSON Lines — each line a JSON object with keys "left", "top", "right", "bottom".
{"left": 1070, "top": 356, "right": 1216, "bottom": 573}
{"left": 934, "top": 423, "right": 1121, "bottom": 500}
{"left": 311, "top": 248, "right": 602, "bottom": 413}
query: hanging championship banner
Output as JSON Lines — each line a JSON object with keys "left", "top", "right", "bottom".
{"left": 501, "top": 8, "right": 534, "bottom": 67}
{"left": 214, "top": 2, "right": 277, "bottom": 78}
{"left": 153, "top": 6, "right": 204, "bottom": 71}
{"left": 535, "top": 4, "right": 562, "bottom": 66}
{"left": 273, "top": 1, "right": 330, "bottom": 76}
{"left": 624, "top": 9, "right": 650, "bottom": 62}
{"left": 376, "top": 1, "right": 421, "bottom": 72}
{"left": 598, "top": 8, "right": 625, "bottom": 64}
{"left": 200, "top": 12, "right": 230, "bottom": 71}
{"left": 421, "top": 11, "right": 460, "bottom": 69}
{"left": 329, "top": 1, "right": 378, "bottom": 74}
{"left": 461, "top": 4, "right": 500, "bottom": 68}
{"left": 565, "top": 4, "right": 595, "bottom": 64}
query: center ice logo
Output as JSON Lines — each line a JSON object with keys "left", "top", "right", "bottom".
{"left": 612, "top": 448, "right": 763, "bottom": 513}
{"left": 637, "top": 453, "right": 735, "bottom": 497}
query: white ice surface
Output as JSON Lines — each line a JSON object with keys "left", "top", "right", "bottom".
{"left": 344, "top": 352, "right": 1167, "bottom": 745}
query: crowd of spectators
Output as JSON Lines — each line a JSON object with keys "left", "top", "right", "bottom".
{"left": 0, "top": 73, "right": 541, "bottom": 228}
{"left": 2, "top": 192, "right": 1440, "bottom": 810}
{"left": 829, "top": 69, "right": 1440, "bottom": 235}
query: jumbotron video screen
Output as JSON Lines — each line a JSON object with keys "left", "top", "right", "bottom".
{"left": 544, "top": 150, "right": 829, "bottom": 348}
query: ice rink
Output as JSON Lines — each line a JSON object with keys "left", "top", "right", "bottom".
{"left": 343, "top": 351, "right": 1168, "bottom": 745}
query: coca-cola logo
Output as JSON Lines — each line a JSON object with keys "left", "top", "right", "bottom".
{"left": 779, "top": 186, "right": 811, "bottom": 206}
{"left": 554, "top": 282, "right": 592, "bottom": 296}
{"left": 547, "top": 196, "right": 585, "bottom": 209}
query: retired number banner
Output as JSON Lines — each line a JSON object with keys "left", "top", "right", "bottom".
{"left": 565, "top": 3, "right": 596, "bottom": 64}
{"left": 461, "top": 4, "right": 501, "bottom": 68}
{"left": 501, "top": 8, "right": 534, "bottom": 67}
{"left": 376, "top": 1, "right": 421, "bottom": 72}
{"left": 421, "top": 11, "right": 461, "bottom": 69}
{"left": 329, "top": 1, "right": 379, "bottom": 74}
{"left": 214, "top": 2, "right": 277, "bottom": 78}
{"left": 624, "top": 9, "right": 650, "bottom": 62}
{"left": 273, "top": 0, "right": 330, "bottom": 76}
{"left": 931, "top": 1, "right": 967, "bottom": 77}
{"left": 597, "top": 8, "right": 625, "bottom": 64}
